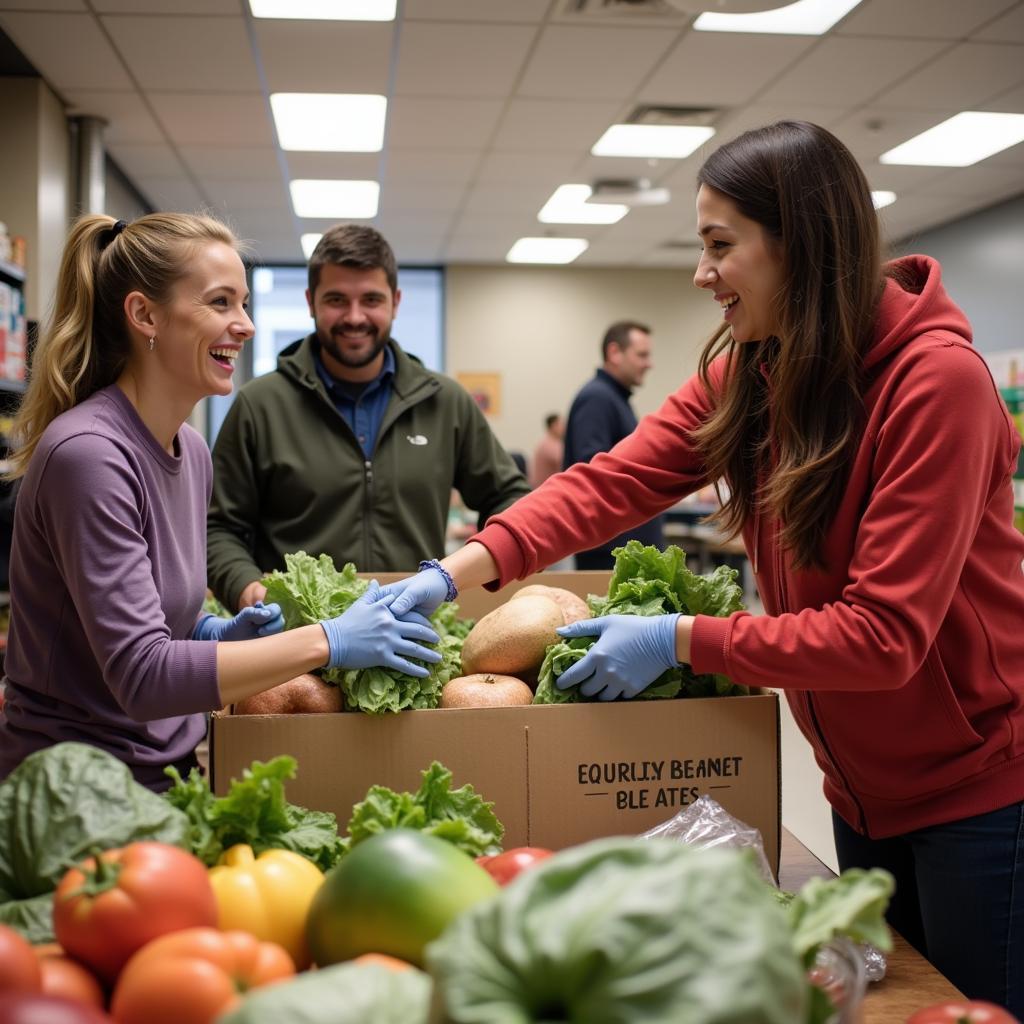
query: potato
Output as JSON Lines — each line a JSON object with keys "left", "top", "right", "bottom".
{"left": 440, "top": 674, "right": 534, "bottom": 709}
{"left": 511, "top": 584, "right": 590, "bottom": 625}
{"left": 461, "top": 594, "right": 564, "bottom": 676}
{"left": 232, "top": 673, "right": 343, "bottom": 715}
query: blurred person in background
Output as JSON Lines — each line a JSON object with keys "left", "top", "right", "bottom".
{"left": 381, "top": 121, "right": 1024, "bottom": 1014}
{"left": 207, "top": 223, "right": 528, "bottom": 612}
{"left": 0, "top": 214, "right": 440, "bottom": 791}
{"left": 529, "top": 412, "right": 564, "bottom": 489}
{"left": 562, "top": 320, "right": 664, "bottom": 568}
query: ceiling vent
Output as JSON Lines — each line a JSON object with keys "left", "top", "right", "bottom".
{"left": 557, "top": 0, "right": 690, "bottom": 20}
{"left": 625, "top": 104, "right": 720, "bottom": 128}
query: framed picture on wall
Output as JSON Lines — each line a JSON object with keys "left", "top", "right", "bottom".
{"left": 456, "top": 372, "right": 502, "bottom": 417}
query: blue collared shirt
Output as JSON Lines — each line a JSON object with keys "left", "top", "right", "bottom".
{"left": 313, "top": 342, "right": 396, "bottom": 457}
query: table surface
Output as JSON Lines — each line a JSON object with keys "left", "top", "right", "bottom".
{"left": 778, "top": 829, "right": 964, "bottom": 1021}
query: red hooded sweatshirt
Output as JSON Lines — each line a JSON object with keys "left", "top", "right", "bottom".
{"left": 475, "top": 255, "right": 1024, "bottom": 838}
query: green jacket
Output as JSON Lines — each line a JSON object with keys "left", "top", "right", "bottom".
{"left": 206, "top": 337, "right": 530, "bottom": 609}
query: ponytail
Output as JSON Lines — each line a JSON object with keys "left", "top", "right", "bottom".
{"left": 5, "top": 211, "right": 238, "bottom": 480}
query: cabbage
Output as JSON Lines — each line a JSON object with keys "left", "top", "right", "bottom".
{"left": 425, "top": 838, "right": 809, "bottom": 1024}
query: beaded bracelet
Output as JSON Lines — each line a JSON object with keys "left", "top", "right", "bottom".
{"left": 419, "top": 558, "right": 458, "bottom": 602}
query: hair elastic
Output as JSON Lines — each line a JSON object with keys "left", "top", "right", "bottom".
{"left": 100, "top": 219, "right": 127, "bottom": 250}
{"left": 418, "top": 559, "right": 458, "bottom": 602}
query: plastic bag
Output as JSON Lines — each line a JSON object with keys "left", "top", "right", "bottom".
{"left": 639, "top": 794, "right": 775, "bottom": 884}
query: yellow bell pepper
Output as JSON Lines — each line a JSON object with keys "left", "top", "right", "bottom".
{"left": 209, "top": 844, "right": 324, "bottom": 969}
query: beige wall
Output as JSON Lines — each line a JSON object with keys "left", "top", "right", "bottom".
{"left": 445, "top": 264, "right": 722, "bottom": 457}
{"left": 0, "top": 78, "right": 69, "bottom": 322}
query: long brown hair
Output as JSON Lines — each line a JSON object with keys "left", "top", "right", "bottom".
{"left": 690, "top": 121, "right": 882, "bottom": 570}
{"left": 5, "top": 212, "right": 238, "bottom": 479}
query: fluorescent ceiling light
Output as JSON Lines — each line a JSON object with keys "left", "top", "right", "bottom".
{"left": 538, "top": 184, "right": 628, "bottom": 224}
{"left": 290, "top": 179, "right": 380, "bottom": 219}
{"left": 870, "top": 190, "right": 896, "bottom": 210}
{"left": 250, "top": 0, "right": 396, "bottom": 20}
{"left": 592, "top": 124, "right": 715, "bottom": 159}
{"left": 506, "top": 238, "right": 589, "bottom": 264}
{"left": 301, "top": 233, "right": 323, "bottom": 259}
{"left": 694, "top": 0, "right": 862, "bottom": 34}
{"left": 271, "top": 93, "right": 386, "bottom": 152}
{"left": 879, "top": 112, "right": 1024, "bottom": 167}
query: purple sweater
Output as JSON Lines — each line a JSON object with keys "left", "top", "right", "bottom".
{"left": 0, "top": 385, "right": 221, "bottom": 790}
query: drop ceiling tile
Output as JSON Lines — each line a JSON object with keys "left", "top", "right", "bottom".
{"left": 913, "top": 163, "right": 1024, "bottom": 198}
{"left": 383, "top": 149, "right": 481, "bottom": 187}
{"left": 378, "top": 184, "right": 466, "bottom": 215}
{"left": 255, "top": 20, "right": 393, "bottom": 94}
{"left": 387, "top": 96, "right": 505, "bottom": 150}
{"left": 0, "top": 0, "right": 84, "bottom": 8}
{"left": 106, "top": 141, "right": 179, "bottom": 178}
{"left": 403, "top": 0, "right": 550, "bottom": 21}
{"left": 284, "top": 151, "right": 382, "bottom": 179}
{"left": 394, "top": 21, "right": 535, "bottom": 98}
{"left": 988, "top": 81, "right": 1024, "bottom": 112}
{"left": 93, "top": 0, "right": 240, "bottom": 11}
{"left": 373, "top": 212, "right": 455, "bottom": 236}
{"left": 492, "top": 98, "right": 624, "bottom": 153}
{"left": 640, "top": 32, "right": 814, "bottom": 109}
{"left": 0, "top": 12, "right": 133, "bottom": 89}
{"left": 132, "top": 174, "right": 207, "bottom": 211}
{"left": 518, "top": 25, "right": 675, "bottom": 101}
{"left": 458, "top": 182, "right": 553, "bottom": 219}
{"left": 889, "top": 42, "right": 1024, "bottom": 110}
{"left": 759, "top": 36, "right": 947, "bottom": 107}
{"left": 443, "top": 237, "right": 514, "bottom": 263}
{"left": 63, "top": 89, "right": 165, "bottom": 143}
{"left": 149, "top": 92, "right": 274, "bottom": 145}
{"left": 204, "top": 179, "right": 289, "bottom": 207}
{"left": 103, "top": 15, "right": 259, "bottom": 92}
{"left": 836, "top": 0, "right": 1018, "bottom": 38}
{"left": 828, "top": 106, "right": 965, "bottom": 163}
{"left": 473, "top": 151, "right": 578, "bottom": 187}
{"left": 178, "top": 145, "right": 282, "bottom": 180}
{"left": 972, "top": 3, "right": 1024, "bottom": 42}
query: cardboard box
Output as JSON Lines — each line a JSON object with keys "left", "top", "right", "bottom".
{"left": 210, "top": 571, "right": 781, "bottom": 874}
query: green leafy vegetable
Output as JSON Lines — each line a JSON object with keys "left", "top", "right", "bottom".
{"left": 0, "top": 743, "right": 190, "bottom": 942}
{"left": 202, "top": 594, "right": 231, "bottom": 618}
{"left": 534, "top": 540, "right": 747, "bottom": 704}
{"left": 218, "top": 961, "right": 431, "bottom": 1024}
{"left": 262, "top": 551, "right": 470, "bottom": 714}
{"left": 164, "top": 755, "right": 344, "bottom": 871}
{"left": 342, "top": 761, "right": 503, "bottom": 858}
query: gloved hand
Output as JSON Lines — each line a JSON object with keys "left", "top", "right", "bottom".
{"left": 383, "top": 566, "right": 452, "bottom": 619}
{"left": 321, "top": 581, "right": 442, "bottom": 677}
{"left": 554, "top": 613, "right": 681, "bottom": 701}
{"left": 193, "top": 601, "right": 285, "bottom": 641}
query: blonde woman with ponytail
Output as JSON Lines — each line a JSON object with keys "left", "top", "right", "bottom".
{"left": 0, "top": 214, "right": 440, "bottom": 790}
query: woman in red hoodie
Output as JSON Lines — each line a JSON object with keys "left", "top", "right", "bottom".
{"left": 387, "top": 121, "right": 1024, "bottom": 1012}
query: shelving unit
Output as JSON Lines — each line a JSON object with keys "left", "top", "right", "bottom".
{"left": 1000, "top": 385, "right": 1024, "bottom": 533}
{"left": 0, "top": 253, "right": 26, "bottom": 611}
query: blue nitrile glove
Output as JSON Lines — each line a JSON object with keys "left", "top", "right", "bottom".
{"left": 321, "top": 581, "right": 443, "bottom": 677}
{"left": 554, "top": 613, "right": 681, "bottom": 701}
{"left": 192, "top": 601, "right": 285, "bottom": 641}
{"left": 383, "top": 564, "right": 453, "bottom": 619}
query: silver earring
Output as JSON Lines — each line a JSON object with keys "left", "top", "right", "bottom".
{"left": 149, "top": 336, "right": 156, "bottom": 352}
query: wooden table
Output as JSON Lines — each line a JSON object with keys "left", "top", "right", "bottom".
{"left": 779, "top": 829, "right": 964, "bottom": 1021}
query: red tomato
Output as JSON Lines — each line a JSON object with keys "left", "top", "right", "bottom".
{"left": 906, "top": 1001, "right": 1021, "bottom": 1023}
{"left": 0, "top": 992, "right": 111, "bottom": 1023}
{"left": 0, "top": 925, "right": 41, "bottom": 996}
{"left": 110, "top": 927, "right": 294, "bottom": 1024}
{"left": 478, "top": 847, "right": 553, "bottom": 886}
{"left": 53, "top": 842, "right": 217, "bottom": 985}
{"left": 36, "top": 952, "right": 106, "bottom": 1012}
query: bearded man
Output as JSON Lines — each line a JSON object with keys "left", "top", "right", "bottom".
{"left": 207, "top": 224, "right": 528, "bottom": 611}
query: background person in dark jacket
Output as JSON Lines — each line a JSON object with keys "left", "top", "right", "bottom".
{"left": 207, "top": 224, "right": 529, "bottom": 611}
{"left": 562, "top": 320, "right": 664, "bottom": 569}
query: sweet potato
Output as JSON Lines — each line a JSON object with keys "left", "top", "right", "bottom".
{"left": 461, "top": 594, "right": 564, "bottom": 676}
{"left": 232, "top": 674, "right": 342, "bottom": 715}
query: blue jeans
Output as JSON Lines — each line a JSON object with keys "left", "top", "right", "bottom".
{"left": 833, "top": 802, "right": 1024, "bottom": 1017}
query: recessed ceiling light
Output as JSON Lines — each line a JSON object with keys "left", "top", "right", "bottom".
{"left": 592, "top": 124, "right": 715, "bottom": 159}
{"left": 250, "top": 0, "right": 396, "bottom": 20}
{"left": 506, "top": 238, "right": 589, "bottom": 264}
{"left": 879, "top": 112, "right": 1024, "bottom": 167}
{"left": 301, "top": 233, "right": 323, "bottom": 259}
{"left": 693, "top": 0, "right": 863, "bottom": 35}
{"left": 538, "top": 185, "right": 628, "bottom": 224}
{"left": 290, "top": 179, "right": 380, "bottom": 219}
{"left": 871, "top": 190, "right": 897, "bottom": 210}
{"left": 271, "top": 94, "right": 386, "bottom": 152}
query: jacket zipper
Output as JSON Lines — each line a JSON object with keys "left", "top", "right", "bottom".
{"left": 363, "top": 460, "right": 373, "bottom": 569}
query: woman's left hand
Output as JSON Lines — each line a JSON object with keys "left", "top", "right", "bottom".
{"left": 555, "top": 613, "right": 681, "bottom": 701}
{"left": 195, "top": 602, "right": 285, "bottom": 642}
